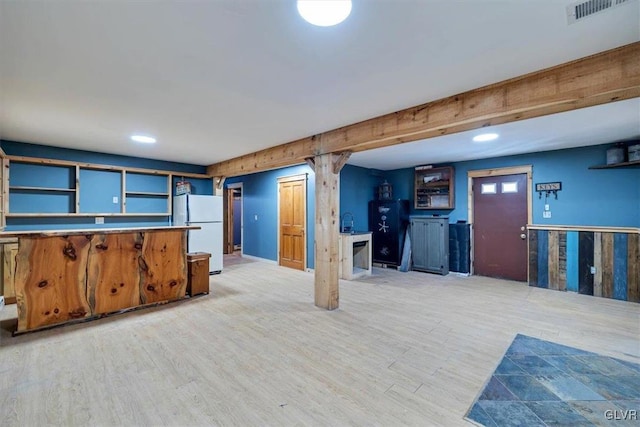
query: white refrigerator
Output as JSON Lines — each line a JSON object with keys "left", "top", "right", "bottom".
{"left": 173, "top": 194, "right": 223, "bottom": 273}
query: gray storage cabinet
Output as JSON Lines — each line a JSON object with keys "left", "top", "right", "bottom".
{"left": 410, "top": 216, "right": 449, "bottom": 275}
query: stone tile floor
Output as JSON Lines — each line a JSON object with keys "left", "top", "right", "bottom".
{"left": 465, "top": 334, "right": 640, "bottom": 426}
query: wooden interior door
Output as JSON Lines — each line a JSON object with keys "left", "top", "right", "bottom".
{"left": 472, "top": 173, "right": 528, "bottom": 281}
{"left": 278, "top": 176, "right": 306, "bottom": 271}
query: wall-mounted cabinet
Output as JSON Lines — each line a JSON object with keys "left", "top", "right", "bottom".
{"left": 414, "top": 166, "right": 454, "bottom": 209}
{"left": 5, "top": 156, "right": 212, "bottom": 218}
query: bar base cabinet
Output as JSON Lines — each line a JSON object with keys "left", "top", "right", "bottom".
{"left": 187, "top": 252, "right": 211, "bottom": 296}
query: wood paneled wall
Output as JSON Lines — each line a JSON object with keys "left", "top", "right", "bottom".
{"left": 528, "top": 229, "right": 639, "bottom": 303}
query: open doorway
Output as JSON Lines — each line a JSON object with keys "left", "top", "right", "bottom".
{"left": 224, "top": 183, "right": 243, "bottom": 255}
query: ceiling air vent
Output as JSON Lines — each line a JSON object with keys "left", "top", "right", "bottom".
{"left": 567, "top": 0, "right": 632, "bottom": 24}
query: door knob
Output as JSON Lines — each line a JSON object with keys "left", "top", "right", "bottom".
{"left": 520, "top": 233, "right": 526, "bottom": 240}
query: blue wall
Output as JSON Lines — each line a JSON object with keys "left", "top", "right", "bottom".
{"left": 2, "top": 140, "right": 211, "bottom": 231}
{"left": 226, "top": 164, "right": 384, "bottom": 268}
{"left": 2, "top": 141, "right": 206, "bottom": 174}
{"left": 13, "top": 138, "right": 634, "bottom": 260}
{"left": 226, "top": 164, "right": 316, "bottom": 268}
{"left": 340, "top": 165, "right": 384, "bottom": 232}
{"left": 382, "top": 144, "right": 640, "bottom": 227}
{"left": 226, "top": 145, "right": 638, "bottom": 269}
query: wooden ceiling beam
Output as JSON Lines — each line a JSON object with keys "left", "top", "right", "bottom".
{"left": 207, "top": 42, "right": 640, "bottom": 178}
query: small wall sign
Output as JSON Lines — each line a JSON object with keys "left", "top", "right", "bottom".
{"left": 535, "top": 182, "right": 562, "bottom": 192}
{"left": 175, "top": 180, "right": 192, "bottom": 195}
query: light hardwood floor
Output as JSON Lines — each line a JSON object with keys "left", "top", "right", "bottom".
{"left": 1, "top": 258, "right": 638, "bottom": 426}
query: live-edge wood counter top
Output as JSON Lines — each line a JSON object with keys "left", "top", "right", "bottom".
{"left": 4, "top": 226, "right": 200, "bottom": 334}
{"left": 0, "top": 225, "right": 200, "bottom": 238}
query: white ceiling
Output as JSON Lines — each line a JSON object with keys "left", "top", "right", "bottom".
{"left": 1, "top": 0, "right": 639, "bottom": 169}
{"left": 349, "top": 98, "right": 640, "bottom": 170}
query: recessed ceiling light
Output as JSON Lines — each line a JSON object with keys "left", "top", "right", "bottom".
{"left": 297, "top": 0, "right": 352, "bottom": 27}
{"left": 131, "top": 135, "right": 156, "bottom": 144}
{"left": 472, "top": 133, "right": 499, "bottom": 143}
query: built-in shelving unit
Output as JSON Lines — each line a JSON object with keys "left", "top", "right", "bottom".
{"left": 5, "top": 155, "right": 213, "bottom": 218}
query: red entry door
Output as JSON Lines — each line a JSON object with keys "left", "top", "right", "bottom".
{"left": 473, "top": 173, "right": 528, "bottom": 282}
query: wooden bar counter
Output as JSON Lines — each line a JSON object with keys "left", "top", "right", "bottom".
{"left": 0, "top": 226, "right": 198, "bottom": 333}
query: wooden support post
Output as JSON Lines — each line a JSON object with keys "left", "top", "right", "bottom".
{"left": 314, "top": 153, "right": 340, "bottom": 310}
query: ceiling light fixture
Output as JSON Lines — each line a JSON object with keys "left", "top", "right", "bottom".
{"left": 131, "top": 135, "right": 156, "bottom": 144}
{"left": 472, "top": 133, "right": 499, "bottom": 143}
{"left": 297, "top": 0, "right": 352, "bottom": 27}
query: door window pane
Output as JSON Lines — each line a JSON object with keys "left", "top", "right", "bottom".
{"left": 481, "top": 183, "right": 497, "bottom": 194}
{"left": 502, "top": 182, "right": 518, "bottom": 193}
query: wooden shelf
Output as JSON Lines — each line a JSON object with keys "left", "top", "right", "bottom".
{"left": 588, "top": 159, "right": 640, "bottom": 169}
{"left": 125, "top": 191, "right": 169, "bottom": 196}
{"left": 7, "top": 213, "right": 170, "bottom": 218}
{"left": 419, "top": 181, "right": 450, "bottom": 188}
{"left": 9, "top": 186, "right": 75, "bottom": 192}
